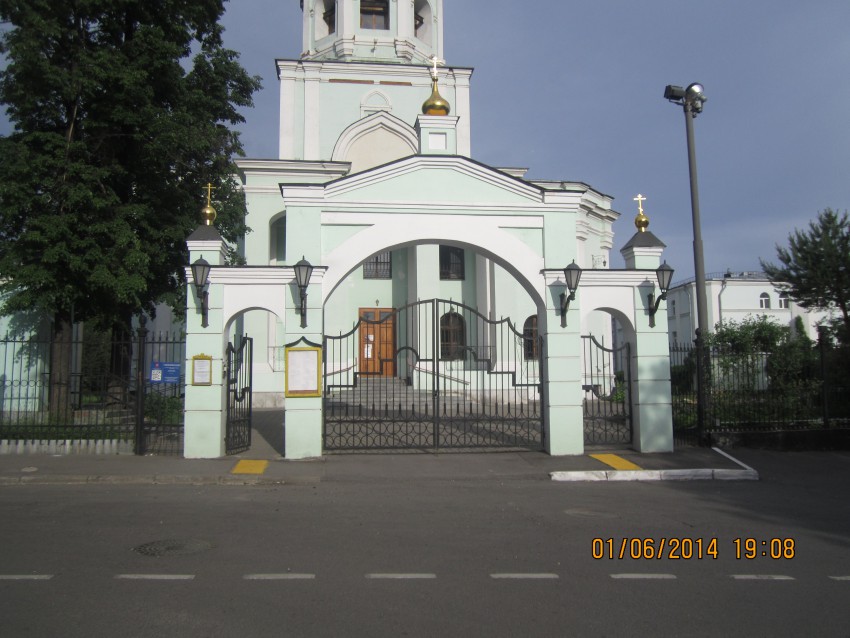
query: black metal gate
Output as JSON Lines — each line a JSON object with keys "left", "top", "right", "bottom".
{"left": 323, "top": 299, "right": 544, "bottom": 451}
{"left": 582, "top": 335, "right": 632, "bottom": 445}
{"left": 225, "top": 335, "right": 253, "bottom": 455}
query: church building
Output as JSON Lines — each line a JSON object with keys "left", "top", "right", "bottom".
{"left": 182, "top": 0, "right": 675, "bottom": 459}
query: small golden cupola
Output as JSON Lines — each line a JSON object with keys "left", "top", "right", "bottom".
{"left": 633, "top": 193, "right": 650, "bottom": 232}
{"left": 201, "top": 183, "right": 217, "bottom": 226}
{"left": 422, "top": 55, "right": 451, "bottom": 116}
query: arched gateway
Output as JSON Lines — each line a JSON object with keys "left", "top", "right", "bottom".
{"left": 181, "top": 0, "right": 674, "bottom": 459}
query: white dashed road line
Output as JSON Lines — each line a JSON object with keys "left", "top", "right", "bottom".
{"left": 731, "top": 575, "right": 794, "bottom": 581}
{"left": 490, "top": 573, "right": 559, "bottom": 580}
{"left": 114, "top": 574, "right": 195, "bottom": 580}
{"left": 0, "top": 574, "right": 54, "bottom": 580}
{"left": 243, "top": 573, "right": 316, "bottom": 580}
{"left": 610, "top": 573, "right": 677, "bottom": 580}
{"left": 829, "top": 576, "right": 850, "bottom": 581}
{"left": 365, "top": 573, "right": 437, "bottom": 580}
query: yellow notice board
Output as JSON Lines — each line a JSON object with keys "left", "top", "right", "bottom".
{"left": 285, "top": 347, "right": 322, "bottom": 398}
{"left": 191, "top": 354, "right": 213, "bottom": 386}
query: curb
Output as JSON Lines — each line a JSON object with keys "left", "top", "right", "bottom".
{"left": 550, "top": 448, "right": 759, "bottom": 482}
{"left": 0, "top": 475, "right": 287, "bottom": 486}
{"left": 550, "top": 468, "right": 759, "bottom": 482}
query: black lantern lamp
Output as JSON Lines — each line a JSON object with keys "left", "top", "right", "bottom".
{"left": 647, "top": 261, "right": 674, "bottom": 328}
{"left": 559, "top": 260, "right": 582, "bottom": 328}
{"left": 190, "top": 256, "right": 211, "bottom": 328}
{"left": 294, "top": 256, "right": 314, "bottom": 328}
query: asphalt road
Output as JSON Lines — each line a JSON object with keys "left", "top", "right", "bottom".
{"left": 0, "top": 449, "right": 848, "bottom": 637}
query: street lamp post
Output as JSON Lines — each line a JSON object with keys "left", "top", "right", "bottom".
{"left": 665, "top": 82, "right": 710, "bottom": 442}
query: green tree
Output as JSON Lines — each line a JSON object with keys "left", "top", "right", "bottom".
{"left": 0, "top": 0, "right": 260, "bottom": 333}
{"left": 760, "top": 209, "right": 850, "bottom": 337}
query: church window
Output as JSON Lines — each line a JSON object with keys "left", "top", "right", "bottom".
{"left": 523, "top": 316, "right": 539, "bottom": 361}
{"left": 440, "top": 312, "right": 465, "bottom": 361}
{"left": 759, "top": 292, "right": 771, "bottom": 309}
{"left": 363, "top": 251, "right": 392, "bottom": 279}
{"left": 361, "top": 0, "right": 389, "bottom": 30}
{"left": 439, "top": 246, "right": 465, "bottom": 280}
{"left": 324, "top": 4, "right": 336, "bottom": 34}
{"left": 414, "top": 0, "right": 432, "bottom": 44}
{"left": 778, "top": 292, "right": 790, "bottom": 309}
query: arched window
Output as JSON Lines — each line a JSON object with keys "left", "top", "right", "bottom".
{"left": 523, "top": 316, "right": 538, "bottom": 360}
{"left": 778, "top": 292, "right": 790, "bottom": 309}
{"left": 315, "top": 0, "right": 336, "bottom": 39}
{"left": 440, "top": 312, "right": 465, "bottom": 360}
{"left": 414, "top": 0, "right": 432, "bottom": 44}
{"left": 361, "top": 0, "right": 389, "bottom": 29}
{"left": 759, "top": 292, "right": 771, "bottom": 309}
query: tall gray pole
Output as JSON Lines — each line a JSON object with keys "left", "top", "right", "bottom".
{"left": 683, "top": 103, "right": 710, "bottom": 339}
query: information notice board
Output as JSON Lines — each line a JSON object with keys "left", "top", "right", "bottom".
{"left": 285, "top": 347, "right": 322, "bottom": 398}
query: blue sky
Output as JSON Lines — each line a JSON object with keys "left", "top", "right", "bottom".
{"left": 3, "top": 1, "right": 849, "bottom": 283}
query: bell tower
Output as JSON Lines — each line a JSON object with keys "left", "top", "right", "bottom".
{"left": 300, "top": 0, "right": 444, "bottom": 64}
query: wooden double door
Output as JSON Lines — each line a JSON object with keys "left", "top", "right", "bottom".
{"left": 358, "top": 307, "right": 396, "bottom": 377}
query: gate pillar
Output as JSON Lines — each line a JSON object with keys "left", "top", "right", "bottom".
{"left": 283, "top": 270, "right": 326, "bottom": 459}
{"left": 621, "top": 229, "right": 674, "bottom": 453}
{"left": 630, "top": 292, "right": 674, "bottom": 452}
{"left": 542, "top": 276, "right": 584, "bottom": 455}
{"left": 183, "top": 226, "right": 228, "bottom": 458}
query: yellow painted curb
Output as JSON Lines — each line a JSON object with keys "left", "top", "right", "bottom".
{"left": 231, "top": 460, "right": 269, "bottom": 475}
{"left": 589, "top": 453, "right": 642, "bottom": 471}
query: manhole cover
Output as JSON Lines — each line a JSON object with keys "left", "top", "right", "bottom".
{"left": 133, "top": 539, "right": 214, "bottom": 557}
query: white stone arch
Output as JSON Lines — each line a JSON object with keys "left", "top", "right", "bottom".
{"left": 320, "top": 216, "right": 547, "bottom": 313}
{"left": 331, "top": 111, "right": 418, "bottom": 173}
{"left": 360, "top": 89, "right": 391, "bottom": 118}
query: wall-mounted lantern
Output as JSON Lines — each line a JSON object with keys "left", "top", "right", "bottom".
{"left": 647, "top": 261, "right": 675, "bottom": 328}
{"left": 190, "top": 256, "right": 211, "bottom": 328}
{"left": 559, "top": 260, "right": 582, "bottom": 328}
{"left": 294, "top": 256, "right": 314, "bottom": 329}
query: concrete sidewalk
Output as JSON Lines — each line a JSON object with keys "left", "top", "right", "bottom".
{"left": 0, "top": 443, "right": 757, "bottom": 486}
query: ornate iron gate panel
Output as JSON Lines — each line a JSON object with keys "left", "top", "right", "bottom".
{"left": 225, "top": 335, "right": 253, "bottom": 455}
{"left": 323, "top": 299, "right": 544, "bottom": 451}
{"left": 582, "top": 335, "right": 632, "bottom": 445}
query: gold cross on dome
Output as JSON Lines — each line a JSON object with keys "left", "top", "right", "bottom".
{"left": 633, "top": 193, "right": 646, "bottom": 215}
{"left": 204, "top": 183, "right": 216, "bottom": 206}
{"left": 429, "top": 55, "right": 445, "bottom": 79}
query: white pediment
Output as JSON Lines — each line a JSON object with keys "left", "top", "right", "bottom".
{"left": 317, "top": 155, "right": 549, "bottom": 209}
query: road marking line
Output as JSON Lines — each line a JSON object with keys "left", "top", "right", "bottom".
{"left": 829, "top": 576, "right": 850, "bottom": 581}
{"left": 610, "top": 573, "right": 676, "bottom": 580}
{"left": 114, "top": 574, "right": 195, "bottom": 580}
{"left": 0, "top": 574, "right": 54, "bottom": 580}
{"left": 590, "top": 454, "right": 642, "bottom": 471}
{"left": 365, "top": 573, "right": 436, "bottom": 580}
{"left": 731, "top": 575, "right": 794, "bottom": 581}
{"left": 244, "top": 573, "right": 316, "bottom": 580}
{"left": 231, "top": 460, "right": 269, "bottom": 475}
{"left": 490, "top": 573, "right": 559, "bottom": 580}
{"left": 711, "top": 447, "right": 756, "bottom": 471}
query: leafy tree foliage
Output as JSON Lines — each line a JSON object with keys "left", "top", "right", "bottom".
{"left": 0, "top": 0, "right": 260, "bottom": 331}
{"left": 760, "top": 209, "right": 850, "bottom": 337}
{"left": 707, "top": 315, "right": 788, "bottom": 353}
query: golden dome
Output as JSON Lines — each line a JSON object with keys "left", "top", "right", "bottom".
{"left": 633, "top": 193, "right": 649, "bottom": 232}
{"left": 201, "top": 204, "right": 217, "bottom": 226}
{"left": 422, "top": 77, "right": 451, "bottom": 116}
{"left": 201, "top": 183, "right": 217, "bottom": 226}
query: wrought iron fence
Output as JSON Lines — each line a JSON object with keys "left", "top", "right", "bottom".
{"left": 0, "top": 320, "right": 186, "bottom": 455}
{"left": 670, "top": 337, "right": 850, "bottom": 445}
